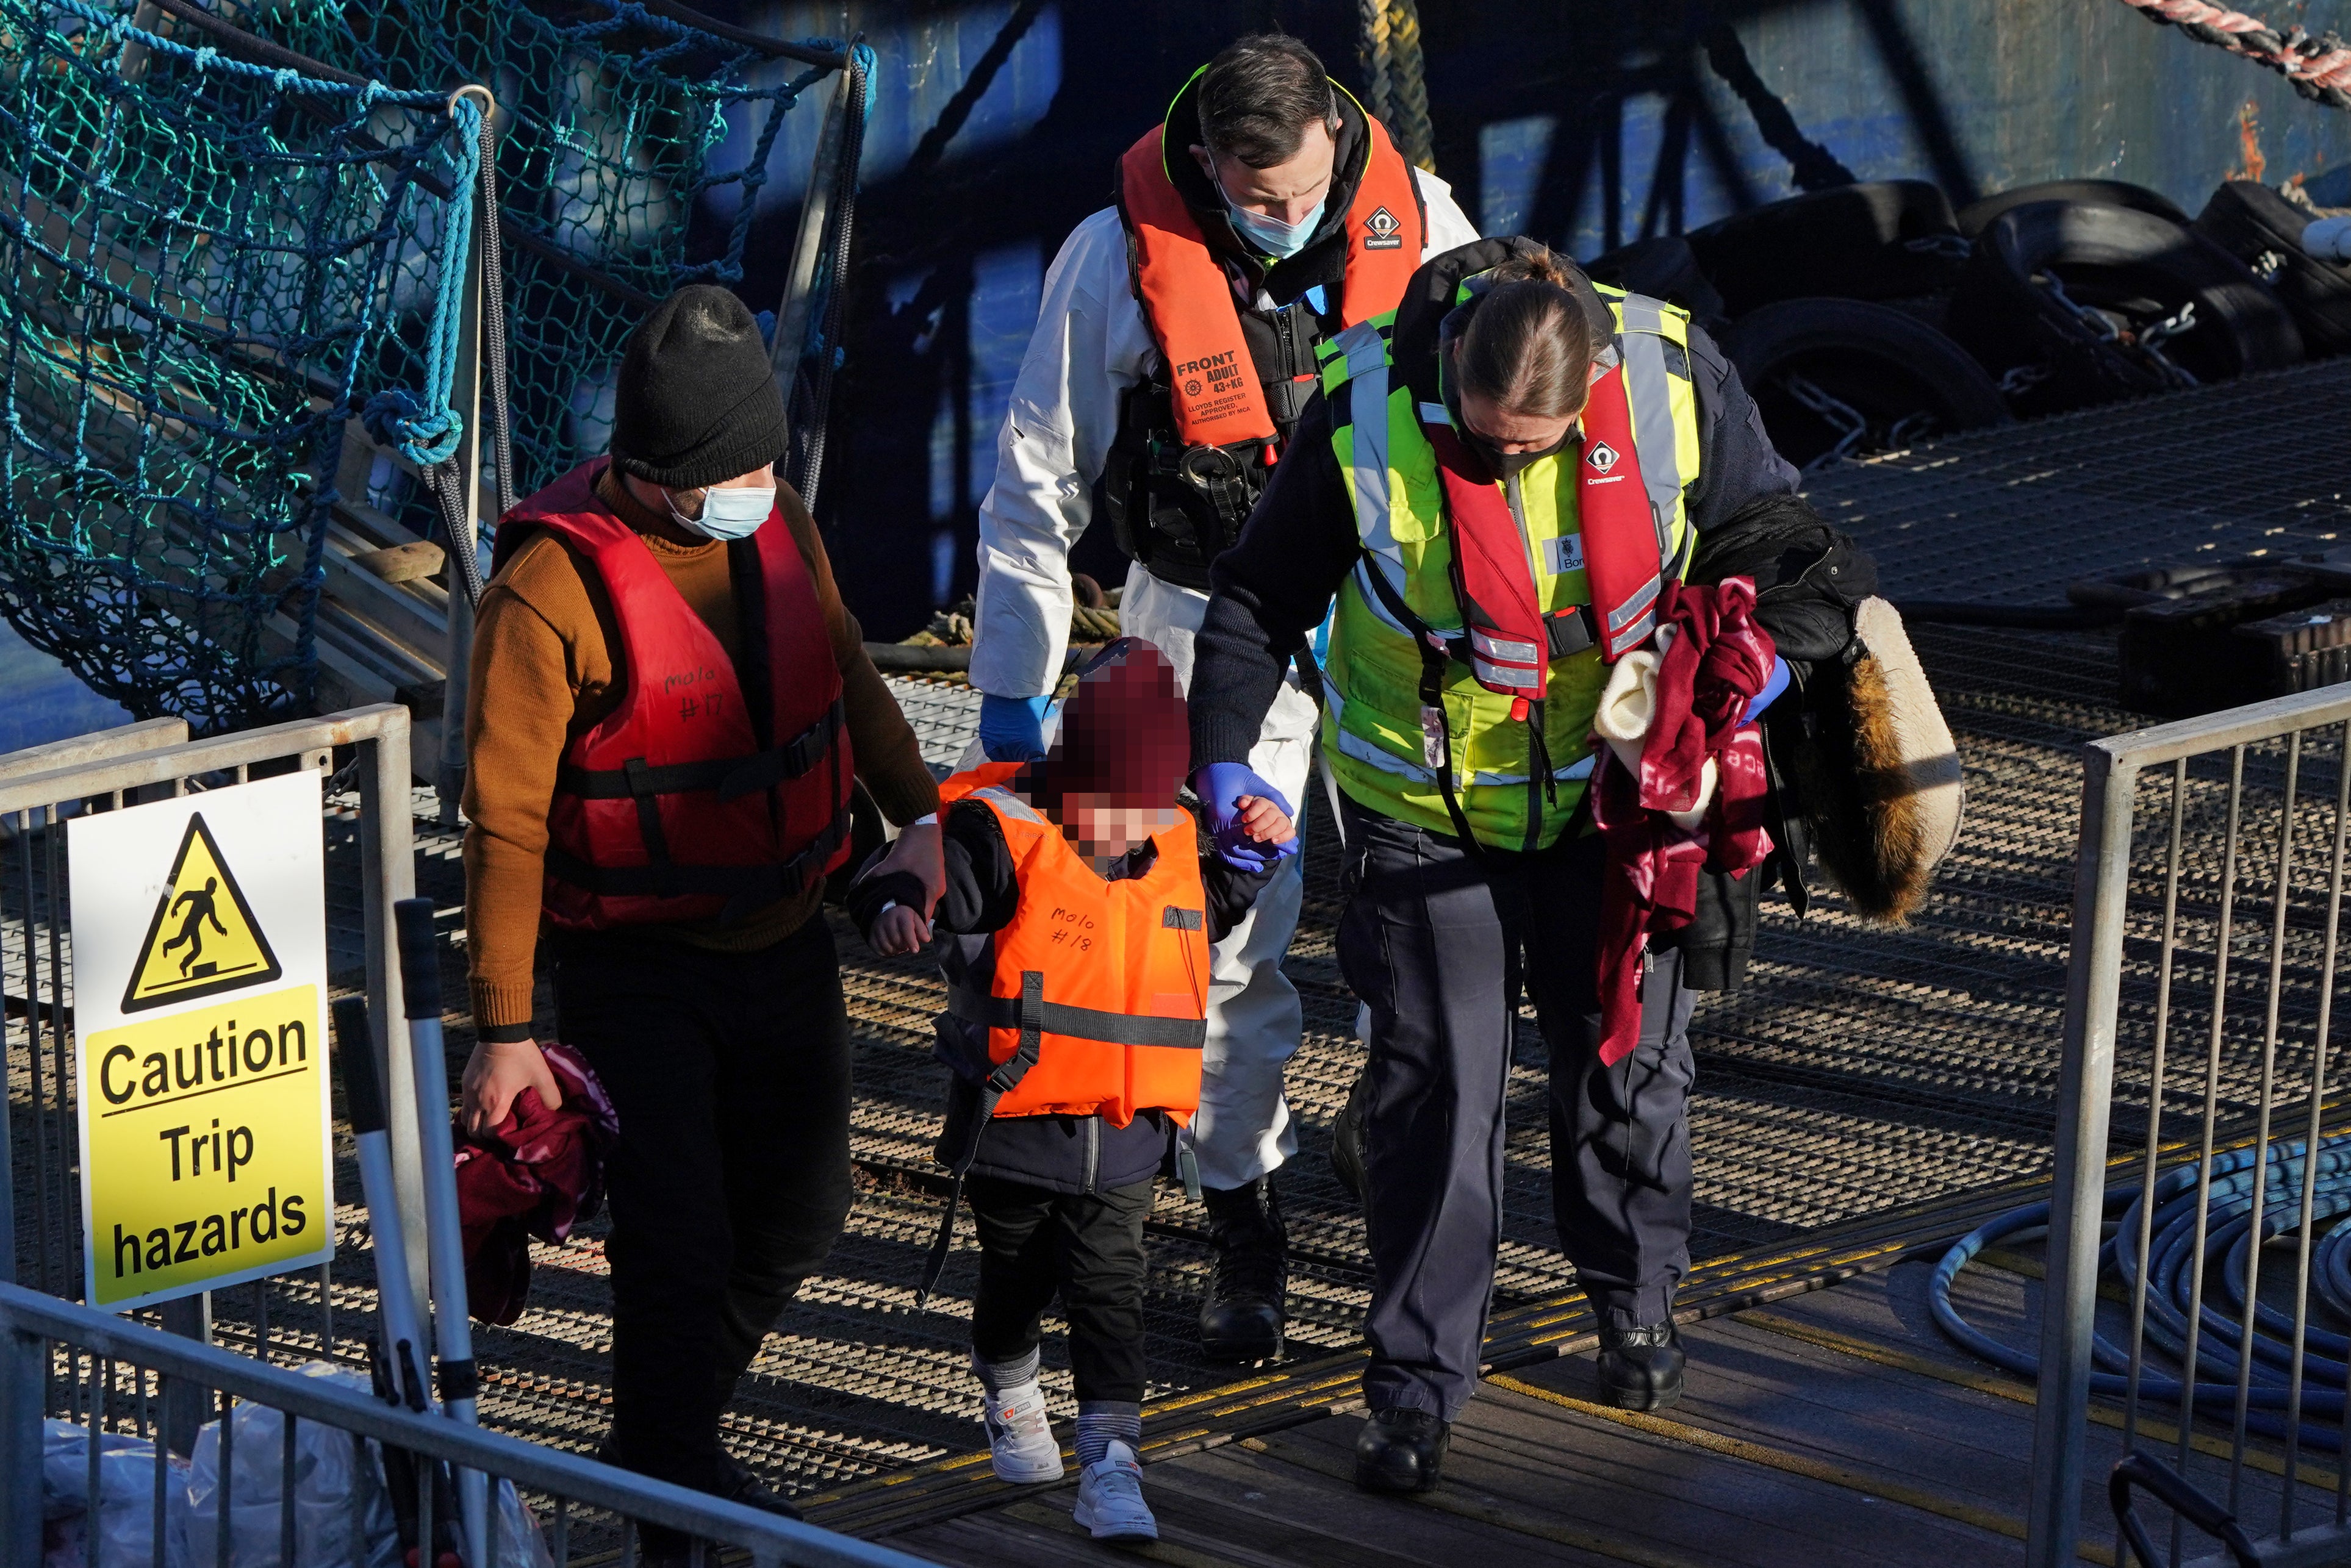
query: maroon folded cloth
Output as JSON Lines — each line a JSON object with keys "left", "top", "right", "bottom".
{"left": 1588, "top": 579, "right": 1776, "bottom": 1067}
{"left": 452, "top": 1042, "right": 618, "bottom": 1325}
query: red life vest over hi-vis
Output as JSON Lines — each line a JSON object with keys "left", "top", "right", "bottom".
{"left": 492, "top": 460, "right": 853, "bottom": 930}
{"left": 1430, "top": 364, "right": 1667, "bottom": 703}
{"left": 936, "top": 762, "right": 1210, "bottom": 1128}
{"left": 1116, "top": 113, "right": 1423, "bottom": 450}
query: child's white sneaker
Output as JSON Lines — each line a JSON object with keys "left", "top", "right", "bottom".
{"left": 982, "top": 1379, "right": 1063, "bottom": 1484}
{"left": 1072, "top": 1440, "right": 1157, "bottom": 1541}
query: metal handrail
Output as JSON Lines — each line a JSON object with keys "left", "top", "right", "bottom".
{"left": 0, "top": 1281, "right": 939, "bottom": 1567}
{"left": 0, "top": 703, "right": 410, "bottom": 818}
{"left": 2029, "top": 679, "right": 2351, "bottom": 1565}
{"left": 0, "top": 718, "right": 187, "bottom": 784}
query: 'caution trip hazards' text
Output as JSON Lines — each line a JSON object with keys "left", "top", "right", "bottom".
{"left": 82, "top": 984, "right": 324, "bottom": 1305}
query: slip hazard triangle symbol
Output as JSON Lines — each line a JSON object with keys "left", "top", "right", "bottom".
{"left": 120, "top": 813, "right": 282, "bottom": 1013}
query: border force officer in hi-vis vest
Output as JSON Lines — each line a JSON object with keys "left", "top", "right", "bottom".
{"left": 1188, "top": 238, "right": 1817, "bottom": 1493}
{"left": 963, "top": 30, "right": 1478, "bottom": 1364}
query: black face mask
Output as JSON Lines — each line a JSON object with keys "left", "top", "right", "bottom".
{"left": 1439, "top": 307, "right": 1579, "bottom": 479}
{"left": 1470, "top": 425, "right": 1574, "bottom": 480}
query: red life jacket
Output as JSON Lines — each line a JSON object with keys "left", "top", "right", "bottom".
{"left": 1430, "top": 363, "right": 1666, "bottom": 698}
{"left": 492, "top": 461, "right": 853, "bottom": 929}
{"left": 1116, "top": 113, "right": 1423, "bottom": 450}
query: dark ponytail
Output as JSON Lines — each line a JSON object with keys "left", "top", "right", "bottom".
{"left": 1453, "top": 247, "right": 1602, "bottom": 420}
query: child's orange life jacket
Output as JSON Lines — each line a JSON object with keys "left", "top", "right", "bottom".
{"left": 934, "top": 762, "right": 1211, "bottom": 1128}
{"left": 914, "top": 762, "right": 1213, "bottom": 1306}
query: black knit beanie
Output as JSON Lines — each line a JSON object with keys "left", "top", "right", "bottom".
{"left": 609, "top": 285, "right": 788, "bottom": 492}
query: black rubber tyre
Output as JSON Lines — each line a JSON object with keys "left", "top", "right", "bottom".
{"left": 1955, "top": 179, "right": 2186, "bottom": 238}
{"left": 1684, "top": 182, "right": 1965, "bottom": 316}
{"left": 1946, "top": 201, "right": 2304, "bottom": 416}
{"left": 2191, "top": 179, "right": 2351, "bottom": 356}
{"left": 1583, "top": 235, "right": 1728, "bottom": 326}
{"left": 1718, "top": 298, "right": 2010, "bottom": 470}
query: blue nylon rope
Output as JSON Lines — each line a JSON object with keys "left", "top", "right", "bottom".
{"left": 0, "top": 0, "right": 856, "bottom": 732}
{"left": 1932, "top": 1134, "right": 2351, "bottom": 1453}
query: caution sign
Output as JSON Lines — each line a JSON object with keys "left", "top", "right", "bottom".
{"left": 71, "top": 770, "right": 332, "bottom": 1311}
{"left": 120, "top": 814, "right": 283, "bottom": 1011}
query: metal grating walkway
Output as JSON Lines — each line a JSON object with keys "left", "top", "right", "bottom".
{"left": 14, "top": 360, "right": 2351, "bottom": 1522}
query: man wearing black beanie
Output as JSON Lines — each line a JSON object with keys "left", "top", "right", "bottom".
{"left": 457, "top": 284, "right": 943, "bottom": 1544}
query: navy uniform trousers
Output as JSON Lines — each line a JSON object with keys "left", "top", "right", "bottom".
{"left": 1337, "top": 793, "right": 1697, "bottom": 1422}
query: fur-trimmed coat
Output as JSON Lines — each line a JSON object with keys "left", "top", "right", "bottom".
{"left": 1679, "top": 492, "right": 1962, "bottom": 990}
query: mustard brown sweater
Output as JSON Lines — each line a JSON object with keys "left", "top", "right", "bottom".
{"left": 461, "top": 465, "right": 938, "bottom": 1035}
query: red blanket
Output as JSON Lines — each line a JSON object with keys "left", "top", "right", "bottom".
{"left": 453, "top": 1042, "right": 618, "bottom": 1325}
{"left": 1588, "top": 579, "right": 1777, "bottom": 1065}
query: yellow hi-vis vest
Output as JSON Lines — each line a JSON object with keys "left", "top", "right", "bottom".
{"left": 1319, "top": 284, "right": 1703, "bottom": 851}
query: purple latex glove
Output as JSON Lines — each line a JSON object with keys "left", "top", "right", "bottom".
{"left": 1190, "top": 762, "right": 1300, "bottom": 873}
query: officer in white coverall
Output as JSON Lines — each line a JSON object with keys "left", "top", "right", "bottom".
{"left": 966, "top": 31, "right": 1477, "bottom": 1361}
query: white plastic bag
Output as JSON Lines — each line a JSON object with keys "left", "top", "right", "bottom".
{"left": 365, "top": 1446, "right": 553, "bottom": 1568}
{"left": 481, "top": 1480, "right": 555, "bottom": 1568}
{"left": 184, "top": 1363, "right": 398, "bottom": 1568}
{"left": 40, "top": 1420, "right": 189, "bottom": 1568}
{"left": 182, "top": 1361, "right": 550, "bottom": 1568}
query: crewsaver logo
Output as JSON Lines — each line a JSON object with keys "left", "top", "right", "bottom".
{"left": 1586, "top": 441, "right": 1621, "bottom": 474}
{"left": 1362, "top": 206, "right": 1404, "bottom": 251}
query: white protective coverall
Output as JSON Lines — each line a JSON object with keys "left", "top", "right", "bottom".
{"left": 967, "top": 172, "right": 1480, "bottom": 1190}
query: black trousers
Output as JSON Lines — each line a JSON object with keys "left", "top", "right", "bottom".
{"left": 1337, "top": 795, "right": 1696, "bottom": 1421}
{"left": 965, "top": 1173, "right": 1153, "bottom": 1404}
{"left": 552, "top": 915, "right": 854, "bottom": 1493}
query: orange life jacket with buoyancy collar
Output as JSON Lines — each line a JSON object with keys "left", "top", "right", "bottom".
{"left": 492, "top": 460, "right": 854, "bottom": 931}
{"left": 931, "top": 762, "right": 1211, "bottom": 1128}
{"left": 1103, "top": 70, "right": 1425, "bottom": 590}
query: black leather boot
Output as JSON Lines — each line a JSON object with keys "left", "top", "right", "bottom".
{"left": 719, "top": 1454, "right": 804, "bottom": 1522}
{"left": 1198, "top": 1176, "right": 1288, "bottom": 1364}
{"left": 1354, "top": 1408, "right": 1450, "bottom": 1493}
{"left": 1596, "top": 1320, "right": 1687, "bottom": 1410}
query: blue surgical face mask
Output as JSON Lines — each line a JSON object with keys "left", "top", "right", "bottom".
{"left": 1216, "top": 168, "right": 1327, "bottom": 260}
{"left": 667, "top": 483, "right": 775, "bottom": 542}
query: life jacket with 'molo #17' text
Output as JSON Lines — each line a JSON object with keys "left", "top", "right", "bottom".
{"left": 913, "top": 760, "right": 1212, "bottom": 1305}
{"left": 494, "top": 460, "right": 854, "bottom": 931}
{"left": 1320, "top": 243, "right": 1703, "bottom": 856}
{"left": 1102, "top": 66, "right": 1425, "bottom": 591}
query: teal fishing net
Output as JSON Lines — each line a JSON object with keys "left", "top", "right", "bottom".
{"left": 0, "top": 0, "right": 484, "bottom": 731}
{"left": 0, "top": 0, "right": 859, "bottom": 732}
{"left": 257, "top": 0, "right": 847, "bottom": 523}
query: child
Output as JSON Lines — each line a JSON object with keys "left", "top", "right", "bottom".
{"left": 850, "top": 637, "right": 1294, "bottom": 1541}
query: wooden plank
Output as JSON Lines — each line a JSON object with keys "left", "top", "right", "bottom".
{"left": 1734, "top": 1261, "right": 2344, "bottom": 1537}
{"left": 1000, "top": 1494, "right": 1301, "bottom": 1568}
{"left": 1275, "top": 1396, "right": 2030, "bottom": 1568}
{"left": 1474, "top": 1373, "right": 2050, "bottom": 1564}
{"left": 992, "top": 1495, "right": 1269, "bottom": 1568}
{"left": 323, "top": 521, "right": 447, "bottom": 653}
{"left": 1592, "top": 1315, "right": 2053, "bottom": 1492}
{"left": 1150, "top": 1444, "right": 1623, "bottom": 1567}
{"left": 894, "top": 1509, "right": 1140, "bottom": 1568}
{"left": 1737, "top": 1300, "right": 2344, "bottom": 1493}
{"left": 1244, "top": 1425, "right": 1750, "bottom": 1568}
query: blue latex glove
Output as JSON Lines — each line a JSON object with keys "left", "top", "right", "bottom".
{"left": 978, "top": 693, "right": 1052, "bottom": 763}
{"left": 1191, "top": 763, "right": 1301, "bottom": 873}
{"left": 1743, "top": 656, "right": 1790, "bottom": 725}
